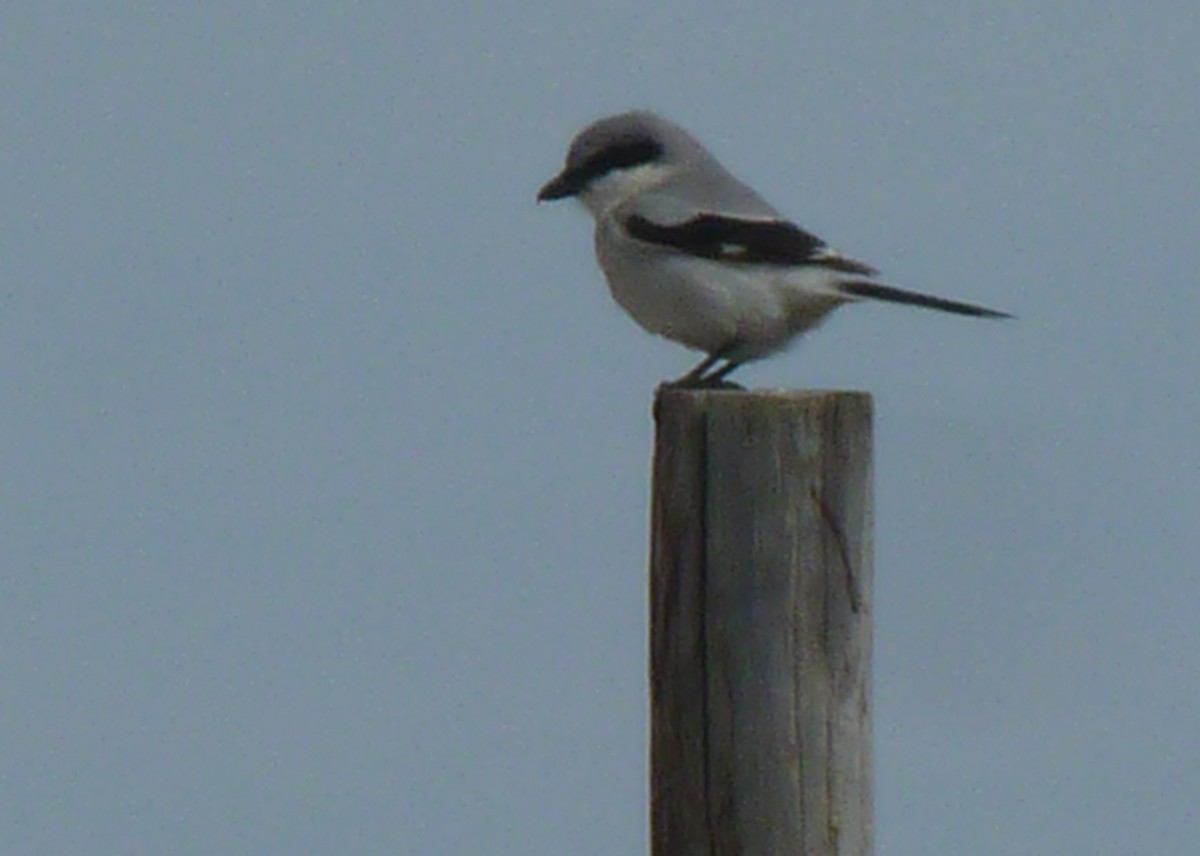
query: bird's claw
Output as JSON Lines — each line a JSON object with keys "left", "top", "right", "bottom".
{"left": 660, "top": 376, "right": 745, "bottom": 391}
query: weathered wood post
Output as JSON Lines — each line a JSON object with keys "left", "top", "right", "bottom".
{"left": 650, "top": 389, "right": 873, "bottom": 856}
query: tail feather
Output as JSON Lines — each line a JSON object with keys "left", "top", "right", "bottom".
{"left": 841, "top": 280, "right": 1012, "bottom": 319}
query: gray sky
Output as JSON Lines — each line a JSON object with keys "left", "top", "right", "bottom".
{"left": 3, "top": 3, "right": 1198, "bottom": 854}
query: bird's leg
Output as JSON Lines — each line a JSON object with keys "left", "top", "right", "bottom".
{"left": 701, "top": 358, "right": 746, "bottom": 388}
{"left": 665, "top": 346, "right": 746, "bottom": 390}
{"left": 669, "top": 351, "right": 725, "bottom": 388}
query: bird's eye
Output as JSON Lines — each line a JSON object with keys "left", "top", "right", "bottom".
{"left": 582, "top": 138, "right": 664, "bottom": 179}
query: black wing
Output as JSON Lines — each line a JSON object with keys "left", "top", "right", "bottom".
{"left": 624, "top": 213, "right": 878, "bottom": 275}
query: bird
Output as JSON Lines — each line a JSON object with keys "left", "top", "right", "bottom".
{"left": 537, "top": 111, "right": 1010, "bottom": 387}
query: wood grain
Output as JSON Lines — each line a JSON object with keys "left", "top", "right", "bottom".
{"left": 651, "top": 389, "right": 873, "bottom": 855}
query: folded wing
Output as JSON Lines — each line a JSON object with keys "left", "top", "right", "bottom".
{"left": 624, "top": 213, "right": 878, "bottom": 275}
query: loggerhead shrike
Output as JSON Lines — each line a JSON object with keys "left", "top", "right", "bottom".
{"left": 538, "top": 111, "right": 1010, "bottom": 386}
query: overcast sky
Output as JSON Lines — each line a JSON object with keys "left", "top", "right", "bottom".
{"left": 3, "top": 3, "right": 1198, "bottom": 854}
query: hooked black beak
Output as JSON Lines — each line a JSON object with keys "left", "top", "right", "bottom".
{"left": 537, "top": 169, "right": 584, "bottom": 202}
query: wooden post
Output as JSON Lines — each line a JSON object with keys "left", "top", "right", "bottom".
{"left": 650, "top": 389, "right": 874, "bottom": 856}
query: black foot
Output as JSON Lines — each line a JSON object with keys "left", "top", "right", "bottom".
{"left": 660, "top": 376, "right": 745, "bottom": 391}
{"left": 670, "top": 345, "right": 747, "bottom": 390}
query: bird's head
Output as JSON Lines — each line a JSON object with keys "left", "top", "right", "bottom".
{"left": 538, "top": 111, "right": 695, "bottom": 217}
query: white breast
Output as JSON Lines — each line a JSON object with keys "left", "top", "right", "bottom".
{"left": 594, "top": 218, "right": 806, "bottom": 358}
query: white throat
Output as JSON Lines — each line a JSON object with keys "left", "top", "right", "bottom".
{"left": 578, "top": 162, "right": 675, "bottom": 218}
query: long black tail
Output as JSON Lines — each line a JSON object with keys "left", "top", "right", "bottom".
{"left": 841, "top": 280, "right": 1012, "bottom": 319}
